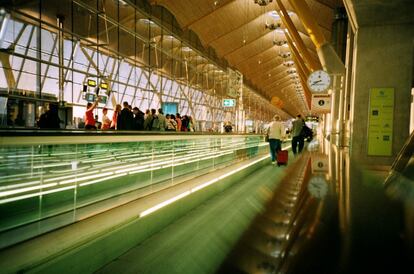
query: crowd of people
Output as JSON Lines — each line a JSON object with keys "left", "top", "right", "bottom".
{"left": 84, "top": 100, "right": 196, "bottom": 132}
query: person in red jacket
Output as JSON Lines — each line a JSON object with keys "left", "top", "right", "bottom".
{"left": 84, "top": 99, "right": 99, "bottom": 130}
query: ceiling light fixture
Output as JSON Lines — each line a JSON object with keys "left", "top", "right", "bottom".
{"left": 283, "top": 60, "right": 295, "bottom": 67}
{"left": 279, "top": 52, "right": 291, "bottom": 58}
{"left": 273, "top": 40, "right": 287, "bottom": 46}
{"left": 254, "top": 0, "right": 273, "bottom": 6}
{"left": 265, "top": 22, "right": 281, "bottom": 30}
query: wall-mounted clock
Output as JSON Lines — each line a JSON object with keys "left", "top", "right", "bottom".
{"left": 307, "top": 70, "right": 331, "bottom": 93}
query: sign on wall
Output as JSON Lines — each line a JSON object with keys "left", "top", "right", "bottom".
{"left": 223, "top": 99, "right": 236, "bottom": 107}
{"left": 367, "top": 88, "right": 394, "bottom": 156}
{"left": 311, "top": 94, "right": 331, "bottom": 113}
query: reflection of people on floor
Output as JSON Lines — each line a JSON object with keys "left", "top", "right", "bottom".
{"left": 224, "top": 121, "right": 233, "bottom": 133}
{"left": 291, "top": 114, "right": 305, "bottom": 155}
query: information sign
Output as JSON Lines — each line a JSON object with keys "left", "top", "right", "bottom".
{"left": 367, "top": 88, "right": 394, "bottom": 156}
{"left": 223, "top": 99, "right": 236, "bottom": 107}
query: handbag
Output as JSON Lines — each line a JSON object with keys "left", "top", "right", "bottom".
{"left": 265, "top": 134, "right": 269, "bottom": 142}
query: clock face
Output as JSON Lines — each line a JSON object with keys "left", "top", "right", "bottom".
{"left": 307, "top": 70, "right": 331, "bottom": 92}
{"left": 307, "top": 176, "right": 328, "bottom": 199}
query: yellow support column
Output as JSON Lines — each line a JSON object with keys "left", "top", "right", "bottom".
{"left": 275, "top": 0, "right": 321, "bottom": 72}
{"left": 0, "top": 52, "right": 16, "bottom": 89}
{"left": 284, "top": 30, "right": 311, "bottom": 109}
{"left": 287, "top": 0, "right": 345, "bottom": 74}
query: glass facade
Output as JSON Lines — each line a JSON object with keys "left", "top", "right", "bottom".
{"left": 0, "top": 0, "right": 284, "bottom": 131}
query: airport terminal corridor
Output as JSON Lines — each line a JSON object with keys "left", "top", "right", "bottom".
{"left": 0, "top": 0, "right": 414, "bottom": 273}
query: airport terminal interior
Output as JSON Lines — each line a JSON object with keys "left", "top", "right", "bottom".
{"left": 0, "top": 0, "right": 413, "bottom": 273}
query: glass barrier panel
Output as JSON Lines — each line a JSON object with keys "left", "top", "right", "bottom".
{"left": 0, "top": 134, "right": 266, "bottom": 248}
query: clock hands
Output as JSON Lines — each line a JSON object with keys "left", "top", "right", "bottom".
{"left": 311, "top": 80, "right": 322, "bottom": 85}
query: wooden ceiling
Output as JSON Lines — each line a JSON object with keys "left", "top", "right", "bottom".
{"left": 150, "top": 0, "right": 343, "bottom": 115}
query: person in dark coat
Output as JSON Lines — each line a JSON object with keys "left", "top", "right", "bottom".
{"left": 117, "top": 101, "right": 134, "bottom": 130}
{"left": 38, "top": 104, "right": 61, "bottom": 129}
{"left": 132, "top": 107, "right": 144, "bottom": 130}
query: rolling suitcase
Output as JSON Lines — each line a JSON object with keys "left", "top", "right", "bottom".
{"left": 276, "top": 150, "right": 288, "bottom": 166}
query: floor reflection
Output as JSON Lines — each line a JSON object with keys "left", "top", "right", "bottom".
{"left": 218, "top": 137, "right": 412, "bottom": 274}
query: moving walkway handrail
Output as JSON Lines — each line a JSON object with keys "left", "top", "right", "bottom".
{"left": 384, "top": 130, "right": 414, "bottom": 187}
{"left": 0, "top": 129, "right": 265, "bottom": 146}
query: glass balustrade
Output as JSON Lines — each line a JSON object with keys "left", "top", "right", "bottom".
{"left": 0, "top": 133, "right": 267, "bottom": 248}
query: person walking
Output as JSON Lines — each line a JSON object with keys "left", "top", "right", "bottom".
{"left": 268, "top": 115, "right": 284, "bottom": 164}
{"left": 291, "top": 114, "right": 305, "bottom": 155}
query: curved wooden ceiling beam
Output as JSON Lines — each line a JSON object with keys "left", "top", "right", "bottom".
{"left": 263, "top": 75, "right": 293, "bottom": 90}
{"left": 205, "top": 13, "right": 269, "bottom": 46}
{"left": 236, "top": 46, "right": 279, "bottom": 69}
{"left": 248, "top": 62, "right": 285, "bottom": 79}
{"left": 254, "top": 68, "right": 291, "bottom": 87}
{"left": 240, "top": 56, "right": 283, "bottom": 77}
{"left": 182, "top": 0, "right": 237, "bottom": 29}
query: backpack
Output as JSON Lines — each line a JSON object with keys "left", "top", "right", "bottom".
{"left": 151, "top": 115, "right": 159, "bottom": 129}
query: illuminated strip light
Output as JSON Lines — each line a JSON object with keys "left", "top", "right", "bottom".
{"left": 2, "top": 148, "right": 227, "bottom": 194}
{"left": 79, "top": 173, "right": 127, "bottom": 187}
{"left": 0, "top": 142, "right": 268, "bottom": 202}
{"left": 138, "top": 145, "right": 292, "bottom": 218}
{"left": 127, "top": 151, "right": 233, "bottom": 175}
{"left": 139, "top": 191, "right": 191, "bottom": 217}
{"left": 59, "top": 171, "right": 114, "bottom": 185}
{"left": 0, "top": 185, "right": 76, "bottom": 204}
{"left": 43, "top": 170, "right": 99, "bottom": 183}
{"left": 0, "top": 182, "right": 57, "bottom": 197}
{"left": 0, "top": 150, "right": 230, "bottom": 197}
{"left": 0, "top": 171, "right": 44, "bottom": 181}
{"left": 32, "top": 162, "right": 73, "bottom": 169}
{"left": 0, "top": 180, "right": 41, "bottom": 191}
{"left": 5, "top": 154, "right": 45, "bottom": 159}
{"left": 139, "top": 155, "right": 269, "bottom": 218}
{"left": 115, "top": 151, "right": 227, "bottom": 175}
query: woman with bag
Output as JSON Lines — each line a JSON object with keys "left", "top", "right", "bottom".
{"left": 267, "top": 115, "right": 284, "bottom": 165}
